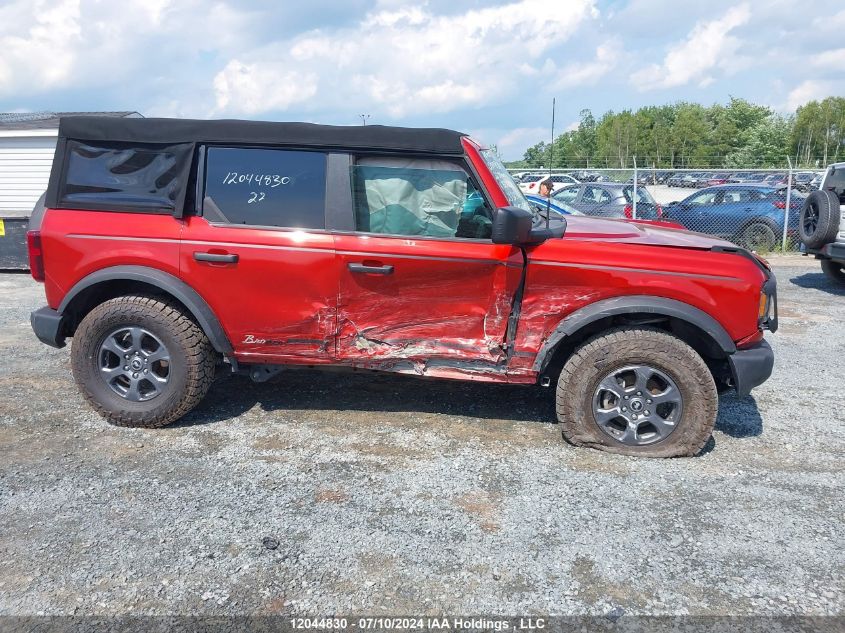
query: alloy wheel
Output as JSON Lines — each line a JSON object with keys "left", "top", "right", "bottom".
{"left": 592, "top": 364, "right": 683, "bottom": 446}
{"left": 98, "top": 326, "right": 171, "bottom": 402}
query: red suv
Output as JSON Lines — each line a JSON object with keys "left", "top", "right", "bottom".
{"left": 28, "top": 117, "right": 776, "bottom": 457}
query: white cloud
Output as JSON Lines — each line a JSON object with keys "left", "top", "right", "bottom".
{"left": 810, "top": 48, "right": 845, "bottom": 69}
{"left": 0, "top": 0, "right": 81, "bottom": 97}
{"left": 554, "top": 41, "right": 621, "bottom": 89}
{"left": 785, "top": 79, "right": 842, "bottom": 111}
{"left": 213, "top": 61, "right": 318, "bottom": 115}
{"left": 631, "top": 4, "right": 751, "bottom": 90}
{"left": 211, "top": 0, "right": 598, "bottom": 117}
{"left": 0, "top": 0, "right": 259, "bottom": 101}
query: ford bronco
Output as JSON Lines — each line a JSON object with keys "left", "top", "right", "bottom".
{"left": 28, "top": 117, "right": 776, "bottom": 457}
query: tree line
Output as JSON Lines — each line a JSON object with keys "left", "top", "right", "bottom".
{"left": 511, "top": 97, "right": 845, "bottom": 170}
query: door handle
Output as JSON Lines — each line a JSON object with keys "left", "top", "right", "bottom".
{"left": 194, "top": 252, "right": 239, "bottom": 264}
{"left": 348, "top": 263, "right": 394, "bottom": 275}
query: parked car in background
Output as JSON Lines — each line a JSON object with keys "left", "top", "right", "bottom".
{"left": 552, "top": 183, "right": 663, "bottom": 220}
{"left": 667, "top": 173, "right": 699, "bottom": 188}
{"left": 519, "top": 173, "right": 579, "bottom": 194}
{"left": 793, "top": 172, "right": 816, "bottom": 190}
{"left": 524, "top": 194, "right": 584, "bottom": 217}
{"left": 663, "top": 184, "right": 803, "bottom": 250}
{"left": 703, "top": 174, "right": 736, "bottom": 187}
{"left": 799, "top": 162, "right": 845, "bottom": 285}
{"left": 571, "top": 170, "right": 604, "bottom": 182}
{"left": 731, "top": 172, "right": 768, "bottom": 184}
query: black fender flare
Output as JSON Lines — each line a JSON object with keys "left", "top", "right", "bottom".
{"left": 532, "top": 295, "right": 736, "bottom": 372}
{"left": 58, "top": 265, "right": 233, "bottom": 355}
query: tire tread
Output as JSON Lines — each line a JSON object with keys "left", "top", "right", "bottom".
{"left": 71, "top": 295, "right": 216, "bottom": 428}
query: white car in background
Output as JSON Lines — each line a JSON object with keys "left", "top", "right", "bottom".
{"left": 799, "top": 161, "right": 845, "bottom": 285}
{"left": 518, "top": 173, "right": 579, "bottom": 194}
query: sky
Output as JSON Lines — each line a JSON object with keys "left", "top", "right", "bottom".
{"left": 0, "top": 0, "right": 843, "bottom": 160}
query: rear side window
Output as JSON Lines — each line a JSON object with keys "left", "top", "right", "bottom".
{"left": 825, "top": 166, "right": 845, "bottom": 202}
{"left": 58, "top": 140, "right": 193, "bottom": 212}
{"left": 583, "top": 186, "right": 612, "bottom": 204}
{"left": 622, "top": 186, "right": 655, "bottom": 204}
{"left": 351, "top": 158, "right": 492, "bottom": 239}
{"left": 203, "top": 147, "right": 326, "bottom": 228}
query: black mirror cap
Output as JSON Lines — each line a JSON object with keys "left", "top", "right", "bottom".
{"left": 492, "top": 206, "right": 565, "bottom": 245}
{"left": 492, "top": 206, "right": 534, "bottom": 244}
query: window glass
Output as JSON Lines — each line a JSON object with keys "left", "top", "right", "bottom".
{"left": 583, "top": 186, "right": 612, "bottom": 204}
{"left": 60, "top": 140, "right": 193, "bottom": 211}
{"left": 352, "top": 158, "right": 492, "bottom": 239}
{"left": 622, "top": 186, "right": 655, "bottom": 204}
{"left": 688, "top": 191, "right": 718, "bottom": 206}
{"left": 203, "top": 147, "right": 326, "bottom": 228}
{"left": 721, "top": 190, "right": 746, "bottom": 204}
{"left": 825, "top": 166, "right": 845, "bottom": 200}
{"left": 553, "top": 186, "right": 579, "bottom": 202}
{"left": 478, "top": 149, "right": 532, "bottom": 212}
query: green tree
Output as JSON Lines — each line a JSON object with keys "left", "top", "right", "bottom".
{"left": 725, "top": 115, "right": 792, "bottom": 168}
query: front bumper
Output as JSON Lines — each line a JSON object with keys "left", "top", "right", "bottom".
{"left": 31, "top": 306, "right": 66, "bottom": 348}
{"left": 729, "top": 339, "right": 774, "bottom": 396}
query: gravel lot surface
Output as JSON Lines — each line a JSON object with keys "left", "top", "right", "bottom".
{"left": 0, "top": 257, "right": 842, "bottom": 618}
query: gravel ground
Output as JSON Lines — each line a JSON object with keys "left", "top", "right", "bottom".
{"left": 0, "top": 256, "right": 843, "bottom": 618}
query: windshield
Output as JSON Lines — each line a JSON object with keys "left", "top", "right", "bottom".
{"left": 479, "top": 149, "right": 532, "bottom": 212}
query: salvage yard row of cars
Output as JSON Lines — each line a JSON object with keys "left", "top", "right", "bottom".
{"left": 515, "top": 170, "right": 823, "bottom": 191}
{"left": 517, "top": 175, "right": 804, "bottom": 250}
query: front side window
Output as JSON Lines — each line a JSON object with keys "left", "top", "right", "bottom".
{"left": 352, "top": 157, "right": 492, "bottom": 239}
{"left": 688, "top": 191, "right": 719, "bottom": 206}
{"left": 203, "top": 147, "right": 327, "bottom": 229}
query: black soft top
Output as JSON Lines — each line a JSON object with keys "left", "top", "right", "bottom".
{"left": 57, "top": 116, "right": 467, "bottom": 155}
{"left": 46, "top": 117, "right": 469, "bottom": 215}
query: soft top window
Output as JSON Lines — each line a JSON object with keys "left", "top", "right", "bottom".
{"left": 203, "top": 147, "right": 327, "bottom": 229}
{"left": 57, "top": 140, "right": 193, "bottom": 213}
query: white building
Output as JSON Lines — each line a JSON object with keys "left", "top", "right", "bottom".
{"left": 0, "top": 112, "right": 140, "bottom": 217}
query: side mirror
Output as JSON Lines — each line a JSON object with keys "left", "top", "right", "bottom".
{"left": 492, "top": 206, "right": 533, "bottom": 244}
{"left": 492, "top": 206, "right": 564, "bottom": 245}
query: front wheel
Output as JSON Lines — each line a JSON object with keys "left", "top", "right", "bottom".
{"left": 71, "top": 296, "right": 217, "bottom": 428}
{"left": 555, "top": 327, "right": 717, "bottom": 457}
{"left": 821, "top": 259, "right": 845, "bottom": 286}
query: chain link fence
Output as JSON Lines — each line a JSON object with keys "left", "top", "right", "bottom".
{"left": 510, "top": 167, "right": 824, "bottom": 252}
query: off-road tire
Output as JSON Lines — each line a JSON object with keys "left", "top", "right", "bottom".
{"left": 821, "top": 259, "right": 845, "bottom": 285}
{"left": 739, "top": 221, "right": 777, "bottom": 252}
{"left": 71, "top": 295, "right": 216, "bottom": 428}
{"left": 556, "top": 327, "right": 717, "bottom": 458}
{"left": 800, "top": 190, "right": 840, "bottom": 249}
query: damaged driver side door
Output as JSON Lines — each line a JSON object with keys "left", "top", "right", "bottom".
{"left": 333, "top": 157, "right": 523, "bottom": 374}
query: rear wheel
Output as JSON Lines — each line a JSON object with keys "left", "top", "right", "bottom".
{"left": 71, "top": 296, "right": 216, "bottom": 428}
{"left": 821, "top": 259, "right": 845, "bottom": 286}
{"left": 555, "top": 327, "right": 717, "bottom": 457}
{"left": 740, "top": 222, "right": 777, "bottom": 252}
